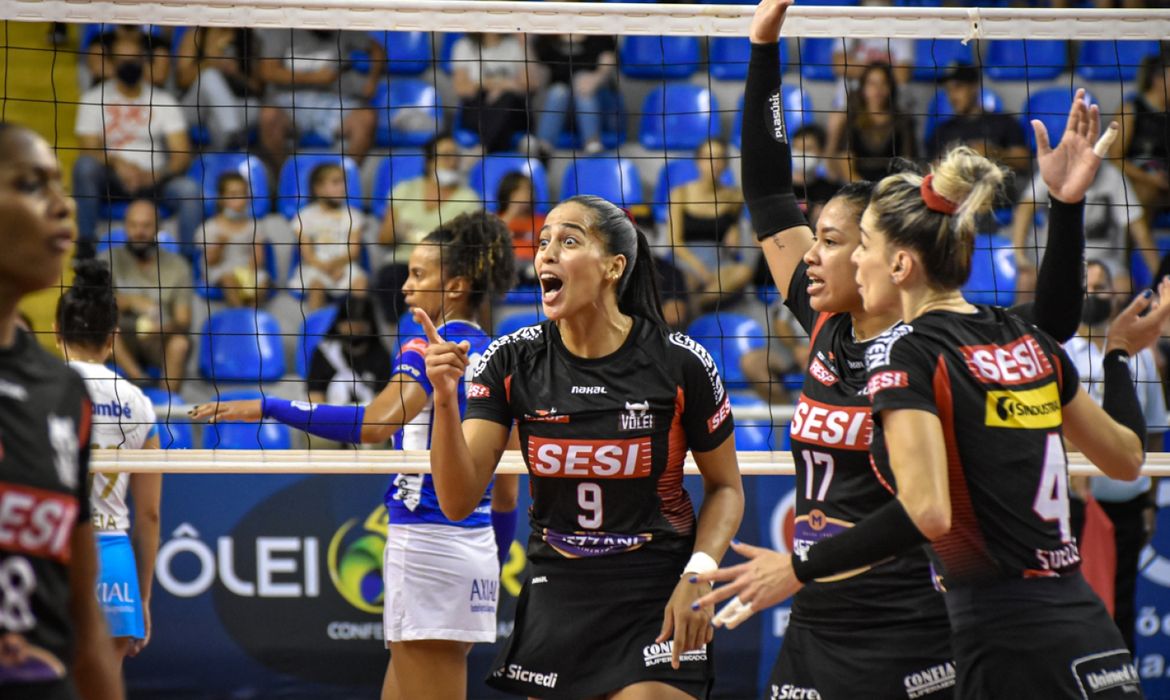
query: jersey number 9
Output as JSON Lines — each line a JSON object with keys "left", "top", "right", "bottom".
{"left": 578, "top": 483, "right": 603, "bottom": 529}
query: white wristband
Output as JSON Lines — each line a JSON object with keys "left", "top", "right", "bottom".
{"left": 683, "top": 551, "right": 718, "bottom": 577}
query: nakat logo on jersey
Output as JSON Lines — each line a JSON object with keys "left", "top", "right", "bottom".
{"left": 528, "top": 436, "right": 652, "bottom": 478}
{"left": 809, "top": 358, "right": 837, "bottom": 387}
{"left": 984, "top": 383, "right": 1061, "bottom": 429}
{"left": 961, "top": 335, "right": 1054, "bottom": 386}
{"left": 571, "top": 386, "right": 606, "bottom": 395}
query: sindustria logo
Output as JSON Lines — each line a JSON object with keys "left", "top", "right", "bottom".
{"left": 328, "top": 505, "right": 388, "bottom": 614}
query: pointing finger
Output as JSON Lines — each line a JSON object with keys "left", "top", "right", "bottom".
{"left": 413, "top": 308, "right": 444, "bottom": 345}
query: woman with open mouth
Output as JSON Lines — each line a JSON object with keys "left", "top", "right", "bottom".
{"left": 418, "top": 194, "right": 745, "bottom": 699}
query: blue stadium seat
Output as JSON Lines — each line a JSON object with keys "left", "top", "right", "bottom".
{"left": 912, "top": 40, "right": 974, "bottom": 81}
{"left": 687, "top": 312, "right": 768, "bottom": 390}
{"left": 501, "top": 284, "right": 542, "bottom": 307}
{"left": 188, "top": 153, "right": 272, "bottom": 219}
{"left": 1130, "top": 234, "right": 1170, "bottom": 291}
{"left": 710, "top": 37, "right": 788, "bottom": 81}
{"left": 496, "top": 309, "right": 545, "bottom": 337}
{"left": 652, "top": 159, "right": 737, "bottom": 224}
{"left": 276, "top": 154, "right": 362, "bottom": 220}
{"left": 923, "top": 86, "right": 1004, "bottom": 141}
{"left": 619, "top": 36, "right": 702, "bottom": 80}
{"left": 962, "top": 234, "right": 1016, "bottom": 306}
{"left": 438, "top": 32, "right": 465, "bottom": 74}
{"left": 983, "top": 39, "right": 1068, "bottom": 81}
{"left": 296, "top": 306, "right": 340, "bottom": 378}
{"left": 369, "top": 153, "right": 427, "bottom": 220}
{"left": 371, "top": 79, "right": 441, "bottom": 148}
{"left": 551, "top": 88, "right": 627, "bottom": 151}
{"left": 1076, "top": 40, "right": 1161, "bottom": 82}
{"left": 198, "top": 309, "right": 286, "bottom": 383}
{"left": 731, "top": 85, "right": 812, "bottom": 150}
{"left": 639, "top": 85, "right": 719, "bottom": 151}
{"left": 467, "top": 154, "right": 552, "bottom": 214}
{"left": 141, "top": 388, "right": 175, "bottom": 406}
{"left": 560, "top": 156, "right": 643, "bottom": 207}
{"left": 370, "top": 31, "right": 432, "bottom": 75}
{"left": 80, "top": 23, "right": 165, "bottom": 50}
{"left": 735, "top": 421, "right": 778, "bottom": 451}
{"left": 157, "top": 419, "right": 194, "bottom": 450}
{"left": 798, "top": 38, "right": 839, "bottom": 82}
{"left": 201, "top": 391, "right": 292, "bottom": 450}
{"left": 1020, "top": 87, "right": 1096, "bottom": 152}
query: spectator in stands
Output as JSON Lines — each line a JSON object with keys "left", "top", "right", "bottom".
{"left": 1065, "top": 259, "right": 1166, "bottom": 652}
{"left": 530, "top": 34, "right": 617, "bottom": 157}
{"left": 256, "top": 29, "right": 382, "bottom": 169}
{"left": 451, "top": 33, "right": 534, "bottom": 154}
{"left": 86, "top": 25, "right": 171, "bottom": 90}
{"left": 1013, "top": 159, "right": 1157, "bottom": 298}
{"left": 73, "top": 30, "right": 202, "bottom": 258}
{"left": 826, "top": 62, "right": 916, "bottom": 183}
{"left": 667, "top": 138, "right": 751, "bottom": 310}
{"left": 200, "top": 172, "right": 269, "bottom": 308}
{"left": 790, "top": 124, "right": 842, "bottom": 224}
{"left": 1111, "top": 52, "right": 1170, "bottom": 229}
{"left": 497, "top": 171, "right": 544, "bottom": 284}
{"left": 375, "top": 134, "right": 480, "bottom": 323}
{"left": 109, "top": 200, "right": 192, "bottom": 394}
{"left": 175, "top": 27, "right": 262, "bottom": 151}
{"left": 307, "top": 294, "right": 391, "bottom": 409}
{"left": 291, "top": 163, "right": 367, "bottom": 311}
{"left": 927, "top": 63, "right": 1029, "bottom": 175}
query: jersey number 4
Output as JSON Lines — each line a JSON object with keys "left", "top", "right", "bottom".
{"left": 1032, "top": 433, "right": 1072, "bottom": 543}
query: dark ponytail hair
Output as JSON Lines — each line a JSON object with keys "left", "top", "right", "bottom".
{"left": 56, "top": 259, "right": 118, "bottom": 350}
{"left": 422, "top": 210, "right": 517, "bottom": 310}
{"left": 563, "top": 195, "right": 666, "bottom": 328}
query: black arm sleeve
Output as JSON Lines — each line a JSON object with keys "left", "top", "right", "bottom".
{"left": 1010, "top": 198, "right": 1085, "bottom": 343}
{"left": 742, "top": 42, "right": 807, "bottom": 241}
{"left": 1103, "top": 349, "right": 1147, "bottom": 450}
{"left": 791, "top": 498, "right": 929, "bottom": 583}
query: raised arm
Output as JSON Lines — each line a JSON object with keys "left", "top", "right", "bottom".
{"left": 743, "top": 0, "right": 814, "bottom": 295}
{"left": 1011, "top": 90, "right": 1119, "bottom": 342}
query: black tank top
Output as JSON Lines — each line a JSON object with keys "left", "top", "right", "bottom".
{"left": 1127, "top": 94, "right": 1169, "bottom": 173}
{"left": 681, "top": 207, "right": 741, "bottom": 244}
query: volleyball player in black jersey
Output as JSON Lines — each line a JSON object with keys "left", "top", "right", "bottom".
{"left": 418, "top": 195, "right": 744, "bottom": 699}
{"left": 0, "top": 124, "right": 123, "bottom": 699}
{"left": 678, "top": 1, "right": 1093, "bottom": 698}
{"left": 698, "top": 104, "right": 1168, "bottom": 696}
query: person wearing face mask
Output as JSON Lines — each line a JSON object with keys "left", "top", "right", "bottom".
{"left": 108, "top": 200, "right": 193, "bottom": 394}
{"left": 1063, "top": 259, "right": 1167, "bottom": 653}
{"left": 291, "top": 164, "right": 368, "bottom": 312}
{"left": 306, "top": 295, "right": 392, "bottom": 410}
{"left": 200, "top": 173, "right": 269, "bottom": 308}
{"left": 375, "top": 134, "right": 480, "bottom": 323}
{"left": 73, "top": 30, "right": 202, "bottom": 259}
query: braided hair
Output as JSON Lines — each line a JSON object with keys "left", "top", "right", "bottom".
{"left": 56, "top": 259, "right": 118, "bottom": 350}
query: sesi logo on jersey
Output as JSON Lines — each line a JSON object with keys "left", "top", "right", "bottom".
{"left": 960, "top": 335, "right": 1054, "bottom": 386}
{"left": 467, "top": 383, "right": 491, "bottom": 399}
{"left": 707, "top": 395, "right": 732, "bottom": 434}
{"left": 865, "top": 370, "right": 908, "bottom": 397}
{"left": 0, "top": 481, "right": 79, "bottom": 563}
{"left": 528, "top": 436, "right": 652, "bottom": 478}
{"left": 789, "top": 397, "right": 872, "bottom": 451}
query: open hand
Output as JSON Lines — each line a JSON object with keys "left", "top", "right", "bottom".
{"left": 691, "top": 541, "right": 802, "bottom": 630}
{"left": 1033, "top": 88, "right": 1119, "bottom": 204}
{"left": 1106, "top": 276, "right": 1170, "bottom": 355}
{"left": 750, "top": 0, "right": 795, "bottom": 45}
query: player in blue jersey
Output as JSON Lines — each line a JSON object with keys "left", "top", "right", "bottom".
{"left": 191, "top": 211, "right": 519, "bottom": 700}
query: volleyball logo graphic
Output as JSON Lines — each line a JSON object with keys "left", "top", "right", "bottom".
{"left": 328, "top": 506, "right": 389, "bottom": 614}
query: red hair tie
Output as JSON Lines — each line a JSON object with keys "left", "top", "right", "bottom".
{"left": 920, "top": 173, "right": 959, "bottom": 215}
{"left": 619, "top": 207, "right": 637, "bottom": 225}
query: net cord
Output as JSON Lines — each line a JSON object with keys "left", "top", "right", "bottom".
{"left": 7, "top": 2, "right": 1170, "bottom": 40}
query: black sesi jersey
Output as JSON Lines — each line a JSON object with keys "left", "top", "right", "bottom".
{"left": 866, "top": 305, "right": 1081, "bottom": 589}
{"left": 784, "top": 263, "right": 947, "bottom": 629}
{"left": 0, "top": 330, "right": 92, "bottom": 689}
{"left": 465, "top": 317, "right": 734, "bottom": 563}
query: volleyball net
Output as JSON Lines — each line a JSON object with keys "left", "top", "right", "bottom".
{"left": 3, "top": 2, "right": 1170, "bottom": 475}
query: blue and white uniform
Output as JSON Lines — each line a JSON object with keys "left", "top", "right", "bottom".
{"left": 382, "top": 320, "right": 499, "bottom": 644}
{"left": 69, "top": 360, "right": 157, "bottom": 640}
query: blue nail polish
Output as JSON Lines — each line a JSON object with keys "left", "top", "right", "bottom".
{"left": 690, "top": 602, "right": 700, "bottom": 611}
{"left": 731, "top": 539, "right": 741, "bottom": 546}
{"left": 1144, "top": 289, "right": 1154, "bottom": 298}
{"left": 688, "top": 576, "right": 699, "bottom": 584}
